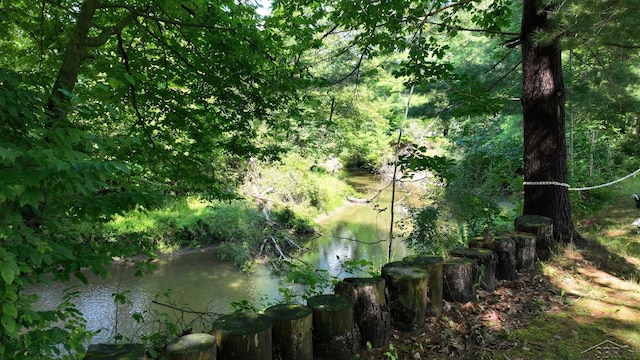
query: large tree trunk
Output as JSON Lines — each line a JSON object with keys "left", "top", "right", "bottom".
{"left": 46, "top": 0, "right": 99, "bottom": 120}
{"left": 521, "top": 0, "right": 579, "bottom": 244}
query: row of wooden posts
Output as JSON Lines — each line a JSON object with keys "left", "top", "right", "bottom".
{"left": 106, "top": 215, "right": 554, "bottom": 360}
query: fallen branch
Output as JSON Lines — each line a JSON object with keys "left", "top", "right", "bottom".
{"left": 346, "top": 181, "right": 393, "bottom": 203}
{"left": 270, "top": 235, "right": 288, "bottom": 260}
{"left": 152, "top": 300, "right": 221, "bottom": 317}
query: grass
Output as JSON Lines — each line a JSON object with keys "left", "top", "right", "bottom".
{"left": 496, "top": 178, "right": 640, "bottom": 360}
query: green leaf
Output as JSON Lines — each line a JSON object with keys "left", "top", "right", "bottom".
{"left": 124, "top": 73, "right": 136, "bottom": 86}
{"left": 2, "top": 302, "right": 17, "bottom": 318}
{"left": 0, "top": 262, "right": 15, "bottom": 284}
{"left": 19, "top": 187, "right": 45, "bottom": 207}
{"left": 1, "top": 314, "right": 17, "bottom": 337}
{"left": 0, "top": 146, "right": 18, "bottom": 162}
{"left": 108, "top": 77, "right": 121, "bottom": 90}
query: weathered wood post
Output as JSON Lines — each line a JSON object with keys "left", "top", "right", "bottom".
{"left": 307, "top": 294, "right": 359, "bottom": 360}
{"left": 334, "top": 277, "right": 391, "bottom": 348}
{"left": 380, "top": 261, "right": 430, "bottom": 331}
{"left": 403, "top": 255, "right": 444, "bottom": 316}
{"left": 264, "top": 304, "right": 313, "bottom": 360}
{"left": 166, "top": 333, "right": 217, "bottom": 360}
{"left": 503, "top": 231, "right": 537, "bottom": 273}
{"left": 484, "top": 235, "right": 518, "bottom": 280}
{"left": 515, "top": 214, "right": 553, "bottom": 261}
{"left": 212, "top": 312, "right": 272, "bottom": 360}
{"left": 442, "top": 257, "right": 478, "bottom": 303}
{"left": 451, "top": 248, "right": 497, "bottom": 292}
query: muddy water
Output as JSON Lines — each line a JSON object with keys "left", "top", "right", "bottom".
{"left": 29, "top": 172, "right": 416, "bottom": 343}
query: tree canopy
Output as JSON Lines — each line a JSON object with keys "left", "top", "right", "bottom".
{"left": 1, "top": 0, "right": 640, "bottom": 357}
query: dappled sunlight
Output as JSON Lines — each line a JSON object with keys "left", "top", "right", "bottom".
{"left": 541, "top": 248, "right": 640, "bottom": 353}
{"left": 227, "top": 279, "right": 243, "bottom": 288}
{"left": 604, "top": 229, "right": 628, "bottom": 237}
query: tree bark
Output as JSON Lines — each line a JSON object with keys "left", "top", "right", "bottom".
{"left": 380, "top": 261, "right": 429, "bottom": 331}
{"left": 450, "top": 248, "right": 497, "bottom": 292}
{"left": 442, "top": 257, "right": 478, "bottom": 303}
{"left": 46, "top": 0, "right": 100, "bottom": 120}
{"left": 484, "top": 235, "right": 517, "bottom": 281}
{"left": 306, "top": 294, "right": 360, "bottom": 360}
{"left": 514, "top": 214, "right": 554, "bottom": 261}
{"left": 212, "top": 312, "right": 272, "bottom": 360}
{"left": 521, "top": 0, "right": 580, "bottom": 244}
{"left": 334, "top": 277, "right": 391, "bottom": 348}
{"left": 402, "top": 255, "right": 444, "bottom": 316}
{"left": 264, "top": 304, "right": 313, "bottom": 360}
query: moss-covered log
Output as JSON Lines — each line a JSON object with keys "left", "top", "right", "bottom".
{"left": 380, "top": 261, "right": 429, "bottom": 331}
{"left": 515, "top": 214, "right": 553, "bottom": 261}
{"left": 212, "top": 312, "right": 272, "bottom": 360}
{"left": 264, "top": 304, "right": 313, "bottom": 360}
{"left": 503, "top": 231, "right": 537, "bottom": 273}
{"left": 334, "top": 277, "right": 390, "bottom": 348}
{"left": 307, "top": 294, "right": 359, "bottom": 360}
{"left": 451, "top": 248, "right": 497, "bottom": 292}
{"left": 166, "top": 333, "right": 217, "bottom": 360}
{"left": 442, "top": 257, "right": 478, "bottom": 303}
{"left": 484, "top": 235, "right": 517, "bottom": 280}
{"left": 402, "top": 255, "right": 444, "bottom": 316}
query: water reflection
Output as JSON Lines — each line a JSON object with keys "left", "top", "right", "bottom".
{"left": 30, "top": 250, "right": 282, "bottom": 343}
{"left": 30, "top": 173, "right": 417, "bottom": 344}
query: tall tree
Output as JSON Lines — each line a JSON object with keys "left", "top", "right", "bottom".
{"left": 520, "top": 0, "right": 576, "bottom": 242}
{"left": 274, "top": 0, "right": 639, "bottom": 243}
{"left": 0, "top": 1, "right": 303, "bottom": 357}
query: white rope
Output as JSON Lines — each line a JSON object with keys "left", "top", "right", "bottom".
{"left": 523, "top": 167, "right": 640, "bottom": 191}
{"left": 570, "top": 167, "right": 640, "bottom": 191}
{"left": 523, "top": 181, "right": 570, "bottom": 188}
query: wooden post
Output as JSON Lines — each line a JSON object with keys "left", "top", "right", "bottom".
{"left": 307, "top": 294, "right": 359, "bottom": 360}
{"left": 442, "top": 257, "right": 478, "bottom": 303}
{"left": 166, "top": 333, "right": 217, "bottom": 360}
{"left": 450, "top": 248, "right": 497, "bottom": 292}
{"left": 264, "top": 304, "right": 313, "bottom": 360}
{"left": 334, "top": 277, "right": 391, "bottom": 348}
{"left": 380, "top": 261, "right": 429, "bottom": 331}
{"left": 402, "top": 255, "right": 444, "bottom": 316}
{"left": 515, "top": 214, "right": 553, "bottom": 261}
{"left": 503, "top": 231, "right": 537, "bottom": 273}
{"left": 212, "top": 312, "right": 272, "bottom": 360}
{"left": 484, "top": 235, "right": 517, "bottom": 280}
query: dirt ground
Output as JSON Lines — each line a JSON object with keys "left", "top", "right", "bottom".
{"left": 357, "top": 245, "right": 640, "bottom": 360}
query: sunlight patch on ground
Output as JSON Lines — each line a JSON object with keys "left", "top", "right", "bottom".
{"left": 605, "top": 229, "right": 628, "bottom": 237}
{"left": 544, "top": 249, "right": 640, "bottom": 353}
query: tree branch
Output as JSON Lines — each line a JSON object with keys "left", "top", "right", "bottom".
{"left": 86, "top": 11, "right": 137, "bottom": 47}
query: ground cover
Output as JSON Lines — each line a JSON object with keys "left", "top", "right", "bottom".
{"left": 359, "top": 182, "right": 640, "bottom": 360}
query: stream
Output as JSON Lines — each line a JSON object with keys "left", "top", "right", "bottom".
{"left": 29, "top": 172, "right": 418, "bottom": 344}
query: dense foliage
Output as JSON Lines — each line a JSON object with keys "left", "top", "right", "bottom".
{"left": 2, "top": 0, "right": 640, "bottom": 357}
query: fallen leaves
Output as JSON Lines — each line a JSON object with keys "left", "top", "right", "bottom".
{"left": 359, "top": 269, "right": 566, "bottom": 359}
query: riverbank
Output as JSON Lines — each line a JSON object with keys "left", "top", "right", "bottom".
{"left": 111, "top": 243, "right": 221, "bottom": 264}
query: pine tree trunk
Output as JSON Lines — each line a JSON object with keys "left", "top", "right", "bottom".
{"left": 521, "top": 0, "right": 579, "bottom": 244}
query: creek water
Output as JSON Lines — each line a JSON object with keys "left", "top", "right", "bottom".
{"left": 29, "top": 172, "right": 417, "bottom": 344}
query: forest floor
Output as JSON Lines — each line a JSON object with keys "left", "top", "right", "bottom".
{"left": 359, "top": 189, "right": 640, "bottom": 359}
